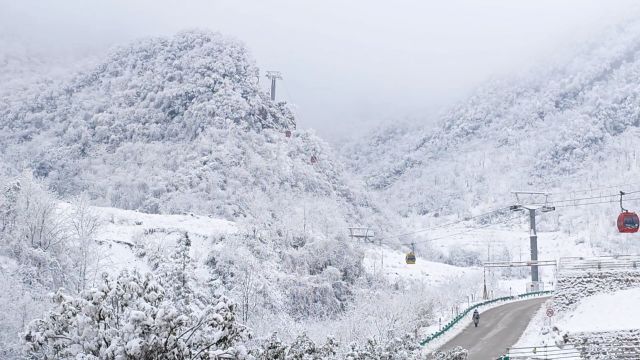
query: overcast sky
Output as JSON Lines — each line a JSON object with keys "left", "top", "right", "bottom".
{"left": 1, "top": 0, "right": 639, "bottom": 140}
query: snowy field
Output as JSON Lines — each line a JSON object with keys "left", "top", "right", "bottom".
{"left": 515, "top": 287, "right": 640, "bottom": 353}
{"left": 59, "top": 203, "right": 237, "bottom": 277}
{"left": 560, "top": 288, "right": 640, "bottom": 332}
{"left": 362, "top": 246, "right": 481, "bottom": 285}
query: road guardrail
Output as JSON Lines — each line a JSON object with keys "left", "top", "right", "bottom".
{"left": 420, "top": 291, "right": 552, "bottom": 347}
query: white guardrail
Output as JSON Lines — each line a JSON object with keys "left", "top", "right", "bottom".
{"left": 558, "top": 255, "right": 640, "bottom": 272}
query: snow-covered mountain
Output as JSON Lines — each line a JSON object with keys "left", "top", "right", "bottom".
{"left": 0, "top": 30, "right": 384, "bottom": 233}
{"left": 0, "top": 31, "right": 409, "bottom": 358}
{"left": 5, "top": 17, "right": 640, "bottom": 360}
{"left": 345, "top": 20, "right": 640, "bottom": 219}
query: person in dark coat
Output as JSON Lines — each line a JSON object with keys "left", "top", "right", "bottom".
{"left": 473, "top": 309, "right": 480, "bottom": 327}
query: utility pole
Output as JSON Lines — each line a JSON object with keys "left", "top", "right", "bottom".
{"left": 483, "top": 267, "right": 488, "bottom": 300}
{"left": 510, "top": 191, "right": 555, "bottom": 287}
{"left": 265, "top": 71, "right": 282, "bottom": 101}
{"left": 380, "top": 238, "right": 384, "bottom": 273}
{"left": 528, "top": 208, "right": 538, "bottom": 282}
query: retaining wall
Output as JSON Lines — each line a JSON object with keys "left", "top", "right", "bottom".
{"left": 553, "top": 269, "right": 640, "bottom": 312}
{"left": 570, "top": 329, "right": 640, "bottom": 359}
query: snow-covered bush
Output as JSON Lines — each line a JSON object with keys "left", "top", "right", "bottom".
{"left": 0, "top": 173, "right": 104, "bottom": 356}
{"left": 434, "top": 346, "right": 468, "bottom": 360}
{"left": 435, "top": 346, "right": 468, "bottom": 360}
{"left": 444, "top": 244, "right": 483, "bottom": 267}
{"left": 343, "top": 335, "right": 421, "bottom": 360}
{"left": 23, "top": 269, "right": 247, "bottom": 359}
{"left": 207, "top": 229, "right": 363, "bottom": 326}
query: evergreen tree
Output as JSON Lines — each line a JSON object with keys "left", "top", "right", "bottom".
{"left": 166, "top": 232, "right": 195, "bottom": 308}
{"left": 253, "top": 333, "right": 286, "bottom": 360}
{"left": 23, "top": 269, "right": 248, "bottom": 360}
{"left": 287, "top": 332, "right": 317, "bottom": 360}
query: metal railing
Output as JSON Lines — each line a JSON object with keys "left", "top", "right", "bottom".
{"left": 558, "top": 255, "right": 640, "bottom": 272}
{"left": 505, "top": 343, "right": 640, "bottom": 359}
{"left": 504, "top": 345, "right": 581, "bottom": 359}
{"left": 484, "top": 260, "right": 557, "bottom": 268}
{"left": 420, "top": 291, "right": 553, "bottom": 346}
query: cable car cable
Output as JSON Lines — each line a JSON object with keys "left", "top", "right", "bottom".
{"left": 547, "top": 181, "right": 640, "bottom": 195}
{"left": 377, "top": 206, "right": 511, "bottom": 242}
{"left": 380, "top": 190, "right": 640, "bottom": 252}
{"left": 552, "top": 196, "right": 640, "bottom": 208}
{"left": 402, "top": 214, "right": 523, "bottom": 246}
{"left": 527, "top": 189, "right": 640, "bottom": 206}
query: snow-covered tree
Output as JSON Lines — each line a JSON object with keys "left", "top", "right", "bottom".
{"left": 285, "top": 333, "right": 317, "bottom": 360}
{"left": 23, "top": 269, "right": 248, "bottom": 359}
{"left": 253, "top": 333, "right": 287, "bottom": 360}
{"left": 434, "top": 346, "right": 468, "bottom": 360}
{"left": 68, "top": 194, "right": 102, "bottom": 292}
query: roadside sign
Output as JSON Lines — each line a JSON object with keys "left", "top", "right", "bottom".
{"left": 546, "top": 308, "right": 554, "bottom": 317}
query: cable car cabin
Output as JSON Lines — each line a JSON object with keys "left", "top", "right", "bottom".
{"left": 617, "top": 211, "right": 640, "bottom": 233}
{"left": 405, "top": 252, "right": 416, "bottom": 265}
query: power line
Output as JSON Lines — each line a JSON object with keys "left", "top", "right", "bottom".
{"left": 548, "top": 181, "right": 640, "bottom": 195}
{"left": 279, "top": 79, "right": 297, "bottom": 105}
{"left": 553, "top": 196, "right": 640, "bottom": 208}
{"left": 377, "top": 206, "right": 511, "bottom": 242}
{"left": 530, "top": 189, "right": 640, "bottom": 206}
{"left": 377, "top": 189, "right": 640, "bottom": 251}
{"left": 403, "top": 214, "right": 523, "bottom": 246}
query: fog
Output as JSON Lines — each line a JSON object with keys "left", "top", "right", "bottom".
{"left": 1, "top": 0, "right": 638, "bottom": 140}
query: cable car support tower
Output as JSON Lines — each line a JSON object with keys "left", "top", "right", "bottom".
{"left": 265, "top": 71, "right": 282, "bottom": 101}
{"left": 510, "top": 191, "right": 555, "bottom": 289}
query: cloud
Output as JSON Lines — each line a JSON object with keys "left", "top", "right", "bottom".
{"left": 1, "top": 0, "right": 638, "bottom": 140}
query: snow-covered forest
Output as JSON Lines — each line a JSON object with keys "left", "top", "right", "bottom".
{"left": 2, "top": 11, "right": 640, "bottom": 360}
{"left": 0, "top": 30, "right": 445, "bottom": 359}
{"left": 344, "top": 19, "right": 640, "bottom": 260}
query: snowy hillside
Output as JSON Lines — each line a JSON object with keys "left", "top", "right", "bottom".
{"left": 560, "top": 288, "right": 640, "bottom": 332}
{"left": 344, "top": 20, "right": 640, "bottom": 223}
{"left": 0, "top": 30, "right": 385, "bottom": 234}
{"left": 5, "top": 13, "right": 640, "bottom": 359}
{"left": 74, "top": 204, "right": 236, "bottom": 273}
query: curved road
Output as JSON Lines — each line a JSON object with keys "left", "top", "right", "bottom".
{"left": 437, "top": 297, "right": 548, "bottom": 360}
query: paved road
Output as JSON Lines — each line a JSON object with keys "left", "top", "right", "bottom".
{"left": 437, "top": 297, "right": 548, "bottom": 360}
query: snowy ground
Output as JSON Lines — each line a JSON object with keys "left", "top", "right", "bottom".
{"left": 515, "top": 287, "right": 640, "bottom": 356}
{"left": 513, "top": 297, "right": 560, "bottom": 348}
{"left": 362, "top": 246, "right": 481, "bottom": 286}
{"left": 560, "top": 288, "right": 640, "bottom": 332}
{"left": 367, "top": 224, "right": 566, "bottom": 294}
{"left": 60, "top": 203, "right": 237, "bottom": 276}
{"left": 77, "top": 204, "right": 629, "bottom": 353}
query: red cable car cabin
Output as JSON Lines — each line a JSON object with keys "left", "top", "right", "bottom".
{"left": 617, "top": 211, "right": 640, "bottom": 233}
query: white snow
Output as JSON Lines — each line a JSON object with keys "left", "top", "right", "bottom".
{"left": 559, "top": 287, "right": 640, "bottom": 332}
{"left": 93, "top": 205, "right": 236, "bottom": 241}
{"left": 363, "top": 246, "right": 481, "bottom": 285}
{"left": 59, "top": 203, "right": 237, "bottom": 275}
{"left": 515, "top": 286, "right": 640, "bottom": 354}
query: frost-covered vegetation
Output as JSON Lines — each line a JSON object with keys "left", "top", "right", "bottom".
{"left": 0, "top": 30, "right": 381, "bottom": 228}
{"left": 341, "top": 20, "right": 640, "bottom": 268}
{"left": 0, "top": 31, "right": 428, "bottom": 359}
{"left": 0, "top": 173, "right": 432, "bottom": 359}
{"left": 5, "top": 16, "right": 640, "bottom": 359}
{"left": 344, "top": 20, "right": 640, "bottom": 220}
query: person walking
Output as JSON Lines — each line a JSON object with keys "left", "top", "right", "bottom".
{"left": 472, "top": 309, "right": 480, "bottom": 327}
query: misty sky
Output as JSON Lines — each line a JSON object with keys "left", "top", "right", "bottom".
{"left": 1, "top": 0, "right": 639, "bottom": 140}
